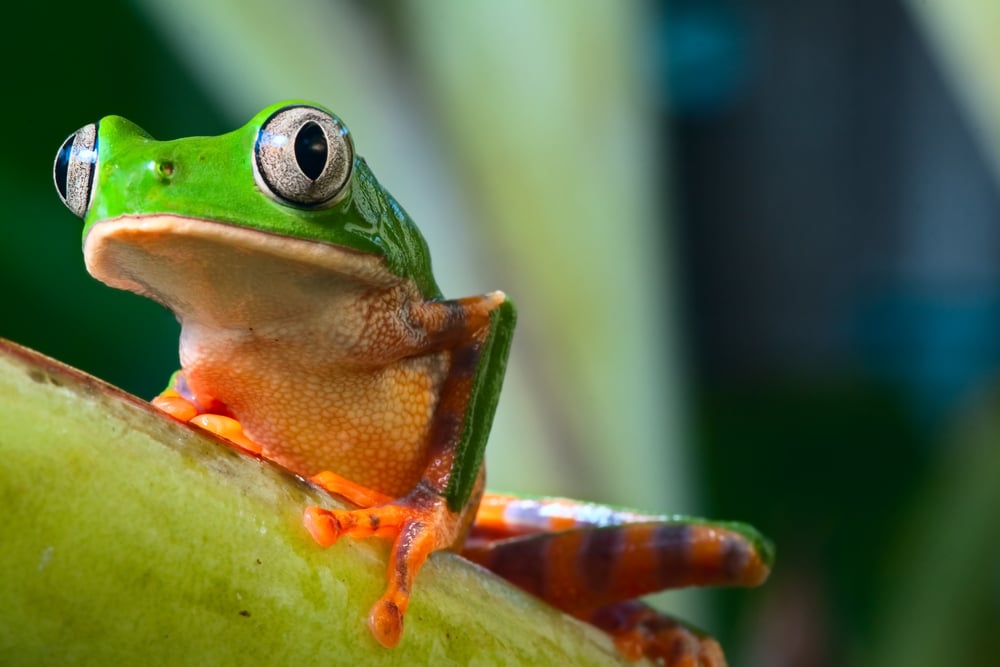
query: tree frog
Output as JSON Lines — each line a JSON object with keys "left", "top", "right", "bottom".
{"left": 53, "top": 101, "right": 772, "bottom": 665}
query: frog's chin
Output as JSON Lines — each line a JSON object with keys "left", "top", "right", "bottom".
{"left": 83, "top": 214, "right": 402, "bottom": 327}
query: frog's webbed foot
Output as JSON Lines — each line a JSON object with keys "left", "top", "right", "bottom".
{"left": 586, "top": 601, "right": 728, "bottom": 667}
{"left": 152, "top": 387, "right": 262, "bottom": 455}
{"left": 303, "top": 483, "right": 462, "bottom": 647}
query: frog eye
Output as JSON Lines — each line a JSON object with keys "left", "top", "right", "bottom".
{"left": 254, "top": 105, "right": 353, "bottom": 208}
{"left": 53, "top": 122, "right": 99, "bottom": 219}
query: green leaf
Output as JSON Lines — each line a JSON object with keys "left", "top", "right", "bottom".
{"left": 0, "top": 339, "right": 644, "bottom": 666}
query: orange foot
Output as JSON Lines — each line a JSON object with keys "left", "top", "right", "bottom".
{"left": 587, "top": 600, "right": 728, "bottom": 666}
{"left": 152, "top": 390, "right": 262, "bottom": 455}
{"left": 303, "top": 482, "right": 462, "bottom": 648}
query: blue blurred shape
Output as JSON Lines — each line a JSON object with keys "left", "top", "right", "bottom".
{"left": 856, "top": 288, "right": 1000, "bottom": 428}
{"left": 661, "top": 1, "right": 748, "bottom": 116}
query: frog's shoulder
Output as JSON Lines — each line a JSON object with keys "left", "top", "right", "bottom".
{"left": 348, "top": 157, "right": 441, "bottom": 299}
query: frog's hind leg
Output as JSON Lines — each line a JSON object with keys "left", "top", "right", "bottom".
{"left": 465, "top": 494, "right": 773, "bottom": 597}
{"left": 463, "top": 494, "right": 772, "bottom": 666}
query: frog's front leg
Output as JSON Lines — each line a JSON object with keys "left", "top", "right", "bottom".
{"left": 303, "top": 291, "right": 516, "bottom": 647}
{"left": 303, "top": 476, "right": 482, "bottom": 646}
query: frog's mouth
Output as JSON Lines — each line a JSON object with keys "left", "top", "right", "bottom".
{"left": 83, "top": 214, "right": 402, "bottom": 327}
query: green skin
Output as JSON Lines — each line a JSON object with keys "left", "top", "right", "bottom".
{"left": 85, "top": 101, "right": 442, "bottom": 298}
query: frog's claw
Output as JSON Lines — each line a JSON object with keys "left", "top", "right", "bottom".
{"left": 303, "top": 487, "right": 462, "bottom": 648}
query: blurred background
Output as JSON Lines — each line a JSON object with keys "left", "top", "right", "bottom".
{"left": 3, "top": 1, "right": 999, "bottom": 664}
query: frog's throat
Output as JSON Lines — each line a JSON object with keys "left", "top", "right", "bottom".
{"left": 82, "top": 214, "right": 401, "bottom": 324}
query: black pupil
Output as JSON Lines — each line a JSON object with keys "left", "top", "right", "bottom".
{"left": 294, "top": 121, "right": 327, "bottom": 181}
{"left": 55, "top": 134, "right": 75, "bottom": 199}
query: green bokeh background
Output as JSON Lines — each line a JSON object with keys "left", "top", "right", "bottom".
{"left": 3, "top": 2, "right": 216, "bottom": 398}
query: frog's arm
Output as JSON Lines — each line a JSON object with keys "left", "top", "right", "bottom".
{"left": 303, "top": 290, "right": 516, "bottom": 647}
{"left": 443, "top": 296, "right": 517, "bottom": 510}
{"left": 463, "top": 494, "right": 774, "bottom": 664}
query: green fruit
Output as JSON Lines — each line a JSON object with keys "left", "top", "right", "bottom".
{"left": 0, "top": 339, "right": 642, "bottom": 666}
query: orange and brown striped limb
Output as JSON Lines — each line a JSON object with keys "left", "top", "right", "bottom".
{"left": 463, "top": 495, "right": 772, "bottom": 665}
{"left": 299, "top": 292, "right": 514, "bottom": 647}
{"left": 469, "top": 495, "right": 772, "bottom": 589}
{"left": 463, "top": 521, "right": 770, "bottom": 611}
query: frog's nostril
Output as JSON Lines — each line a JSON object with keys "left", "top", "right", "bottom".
{"left": 156, "top": 160, "right": 175, "bottom": 181}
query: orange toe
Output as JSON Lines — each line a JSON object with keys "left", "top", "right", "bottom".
{"left": 189, "top": 413, "right": 263, "bottom": 455}
{"left": 151, "top": 392, "right": 199, "bottom": 422}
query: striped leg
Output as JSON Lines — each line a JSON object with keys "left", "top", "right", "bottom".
{"left": 463, "top": 494, "right": 772, "bottom": 665}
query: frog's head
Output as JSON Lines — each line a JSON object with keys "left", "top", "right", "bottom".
{"left": 53, "top": 101, "right": 441, "bottom": 322}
